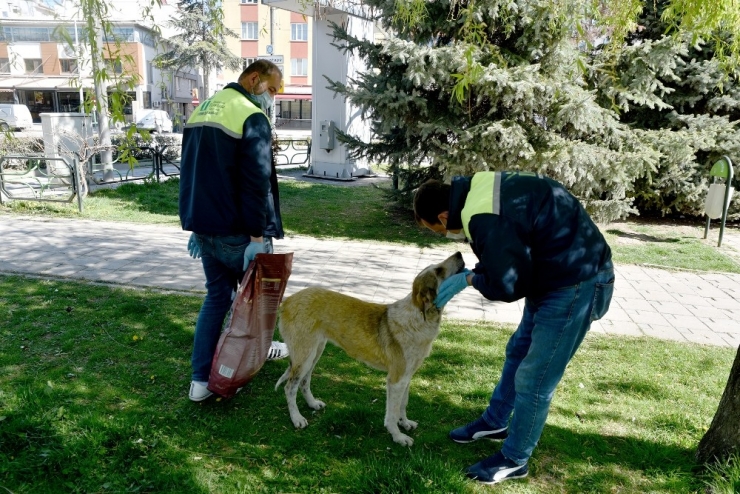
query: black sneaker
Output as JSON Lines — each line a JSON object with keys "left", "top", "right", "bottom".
{"left": 465, "top": 451, "right": 528, "bottom": 484}
{"left": 449, "top": 417, "right": 508, "bottom": 443}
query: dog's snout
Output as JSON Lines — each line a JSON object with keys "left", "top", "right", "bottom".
{"left": 453, "top": 252, "right": 466, "bottom": 273}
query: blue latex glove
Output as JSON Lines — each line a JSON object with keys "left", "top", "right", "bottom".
{"left": 434, "top": 269, "right": 472, "bottom": 308}
{"left": 187, "top": 233, "right": 201, "bottom": 259}
{"left": 242, "top": 240, "right": 263, "bottom": 270}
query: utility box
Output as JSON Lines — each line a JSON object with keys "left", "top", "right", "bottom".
{"left": 319, "top": 120, "right": 335, "bottom": 150}
{"left": 40, "top": 112, "right": 93, "bottom": 159}
{"left": 40, "top": 112, "right": 93, "bottom": 179}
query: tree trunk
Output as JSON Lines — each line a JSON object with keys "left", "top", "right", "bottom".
{"left": 696, "top": 344, "right": 740, "bottom": 465}
{"left": 90, "top": 14, "right": 114, "bottom": 181}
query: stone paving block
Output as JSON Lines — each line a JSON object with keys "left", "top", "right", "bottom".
{"left": 648, "top": 301, "right": 694, "bottom": 316}
{"left": 704, "top": 318, "right": 740, "bottom": 333}
{"left": 672, "top": 293, "right": 715, "bottom": 307}
{"left": 705, "top": 297, "right": 740, "bottom": 310}
{"left": 687, "top": 305, "right": 734, "bottom": 320}
{"left": 598, "top": 320, "right": 644, "bottom": 337}
{"left": 485, "top": 310, "right": 523, "bottom": 325}
{"left": 5, "top": 260, "right": 58, "bottom": 273}
{"left": 601, "top": 307, "right": 631, "bottom": 322}
{"left": 615, "top": 265, "right": 653, "bottom": 281}
{"left": 721, "top": 333, "right": 740, "bottom": 347}
{"left": 589, "top": 321, "right": 606, "bottom": 334}
{"left": 617, "top": 299, "right": 654, "bottom": 312}
{"left": 624, "top": 309, "right": 671, "bottom": 326}
{"left": 661, "top": 313, "right": 710, "bottom": 331}
{"left": 642, "top": 324, "right": 688, "bottom": 343}
{"left": 613, "top": 286, "right": 646, "bottom": 300}
{"left": 449, "top": 308, "right": 486, "bottom": 321}
{"left": 641, "top": 290, "right": 679, "bottom": 303}
{"left": 683, "top": 327, "right": 737, "bottom": 347}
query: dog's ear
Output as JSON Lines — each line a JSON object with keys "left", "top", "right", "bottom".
{"left": 412, "top": 271, "right": 439, "bottom": 319}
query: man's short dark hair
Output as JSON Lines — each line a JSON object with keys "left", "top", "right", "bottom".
{"left": 238, "top": 60, "right": 282, "bottom": 82}
{"left": 413, "top": 179, "right": 451, "bottom": 226}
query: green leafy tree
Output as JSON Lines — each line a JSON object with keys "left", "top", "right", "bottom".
{"left": 154, "top": 0, "right": 241, "bottom": 99}
{"left": 57, "top": 0, "right": 160, "bottom": 173}
{"left": 586, "top": 0, "right": 740, "bottom": 218}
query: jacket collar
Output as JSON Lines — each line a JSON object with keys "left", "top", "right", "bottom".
{"left": 446, "top": 176, "right": 472, "bottom": 232}
{"left": 225, "top": 82, "right": 260, "bottom": 107}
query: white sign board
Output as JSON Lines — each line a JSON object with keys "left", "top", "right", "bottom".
{"left": 257, "top": 55, "right": 284, "bottom": 64}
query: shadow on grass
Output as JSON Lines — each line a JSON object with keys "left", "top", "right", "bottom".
{"left": 606, "top": 229, "right": 681, "bottom": 243}
{"left": 1, "top": 275, "right": 726, "bottom": 493}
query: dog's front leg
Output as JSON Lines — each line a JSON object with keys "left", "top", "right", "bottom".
{"left": 385, "top": 377, "right": 413, "bottom": 446}
{"left": 398, "top": 378, "right": 417, "bottom": 431}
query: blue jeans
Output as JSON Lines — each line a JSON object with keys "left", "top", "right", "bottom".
{"left": 481, "top": 263, "right": 614, "bottom": 464}
{"left": 190, "top": 234, "right": 273, "bottom": 382}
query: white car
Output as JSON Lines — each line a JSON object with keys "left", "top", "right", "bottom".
{"left": 0, "top": 104, "right": 34, "bottom": 131}
{"left": 135, "top": 109, "right": 173, "bottom": 133}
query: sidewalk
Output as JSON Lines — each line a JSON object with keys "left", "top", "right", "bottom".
{"left": 1, "top": 215, "right": 739, "bottom": 348}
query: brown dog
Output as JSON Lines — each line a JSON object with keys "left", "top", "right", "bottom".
{"left": 275, "top": 252, "right": 465, "bottom": 446}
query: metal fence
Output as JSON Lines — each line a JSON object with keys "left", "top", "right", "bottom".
{"left": 275, "top": 138, "right": 311, "bottom": 167}
{"left": 0, "top": 155, "right": 85, "bottom": 212}
{"left": 87, "top": 145, "right": 179, "bottom": 185}
{"left": 0, "top": 137, "right": 310, "bottom": 212}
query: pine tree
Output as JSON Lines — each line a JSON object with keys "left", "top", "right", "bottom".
{"left": 154, "top": 0, "right": 241, "bottom": 98}
{"left": 327, "top": 0, "right": 660, "bottom": 223}
{"left": 587, "top": 0, "right": 740, "bottom": 218}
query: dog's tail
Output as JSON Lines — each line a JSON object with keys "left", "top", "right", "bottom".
{"left": 275, "top": 364, "right": 291, "bottom": 391}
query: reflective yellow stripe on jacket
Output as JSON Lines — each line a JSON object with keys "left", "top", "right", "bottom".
{"left": 186, "top": 87, "right": 263, "bottom": 138}
{"left": 461, "top": 172, "right": 501, "bottom": 240}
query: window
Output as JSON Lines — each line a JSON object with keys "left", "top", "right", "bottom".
{"left": 291, "top": 23, "right": 308, "bottom": 41}
{"left": 0, "top": 58, "right": 9, "bottom": 74}
{"left": 60, "top": 59, "right": 78, "bottom": 74}
{"left": 240, "top": 0, "right": 258, "bottom": 3}
{"left": 291, "top": 58, "right": 308, "bottom": 76}
{"left": 104, "top": 59, "right": 123, "bottom": 74}
{"left": 24, "top": 58, "right": 42, "bottom": 74}
{"left": 242, "top": 57, "right": 256, "bottom": 70}
{"left": 241, "top": 22, "right": 258, "bottom": 40}
{"left": 103, "top": 27, "right": 135, "bottom": 43}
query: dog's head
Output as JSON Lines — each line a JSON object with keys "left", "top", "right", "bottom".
{"left": 412, "top": 252, "right": 466, "bottom": 319}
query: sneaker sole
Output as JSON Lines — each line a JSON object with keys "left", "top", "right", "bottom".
{"left": 189, "top": 393, "right": 213, "bottom": 402}
{"left": 450, "top": 433, "right": 508, "bottom": 444}
{"left": 477, "top": 472, "right": 528, "bottom": 485}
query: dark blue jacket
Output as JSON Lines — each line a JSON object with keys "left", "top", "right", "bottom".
{"left": 447, "top": 172, "right": 612, "bottom": 302}
{"left": 179, "top": 82, "right": 282, "bottom": 238}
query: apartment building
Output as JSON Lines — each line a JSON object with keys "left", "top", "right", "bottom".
{"left": 221, "top": 0, "right": 312, "bottom": 130}
{"left": 0, "top": 0, "right": 198, "bottom": 124}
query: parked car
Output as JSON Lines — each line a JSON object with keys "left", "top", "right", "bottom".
{"left": 0, "top": 104, "right": 34, "bottom": 131}
{"left": 134, "top": 109, "right": 173, "bottom": 133}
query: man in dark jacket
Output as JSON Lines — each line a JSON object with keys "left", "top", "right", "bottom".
{"left": 413, "top": 171, "right": 614, "bottom": 485}
{"left": 179, "top": 60, "right": 287, "bottom": 402}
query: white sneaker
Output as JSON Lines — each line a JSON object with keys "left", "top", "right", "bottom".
{"left": 266, "top": 341, "right": 289, "bottom": 361}
{"left": 189, "top": 381, "right": 213, "bottom": 402}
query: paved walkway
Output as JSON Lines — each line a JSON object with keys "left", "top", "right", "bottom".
{"left": 1, "top": 215, "right": 739, "bottom": 348}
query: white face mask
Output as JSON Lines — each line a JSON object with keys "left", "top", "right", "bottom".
{"left": 446, "top": 231, "right": 467, "bottom": 241}
{"left": 255, "top": 91, "right": 273, "bottom": 114}
{"left": 250, "top": 77, "right": 274, "bottom": 114}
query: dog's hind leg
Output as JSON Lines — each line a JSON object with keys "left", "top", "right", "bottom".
{"left": 385, "top": 373, "right": 414, "bottom": 446}
{"left": 285, "top": 369, "right": 308, "bottom": 429}
{"left": 397, "top": 378, "right": 418, "bottom": 431}
{"left": 300, "top": 339, "right": 326, "bottom": 411}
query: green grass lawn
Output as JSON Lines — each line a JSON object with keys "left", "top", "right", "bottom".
{"left": 1, "top": 275, "right": 738, "bottom": 493}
